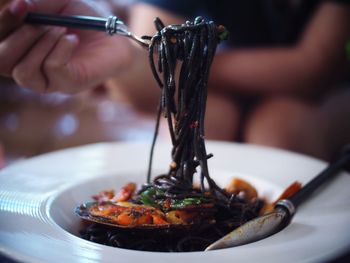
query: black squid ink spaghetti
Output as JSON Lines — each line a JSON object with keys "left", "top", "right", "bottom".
{"left": 78, "top": 16, "right": 269, "bottom": 252}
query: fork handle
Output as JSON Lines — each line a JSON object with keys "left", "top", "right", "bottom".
{"left": 25, "top": 13, "right": 108, "bottom": 31}
{"left": 288, "top": 145, "right": 350, "bottom": 208}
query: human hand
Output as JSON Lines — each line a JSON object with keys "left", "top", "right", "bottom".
{"left": 0, "top": 0, "right": 133, "bottom": 93}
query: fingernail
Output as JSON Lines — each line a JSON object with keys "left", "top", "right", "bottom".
{"left": 9, "top": 0, "right": 27, "bottom": 16}
{"left": 65, "top": 34, "right": 79, "bottom": 44}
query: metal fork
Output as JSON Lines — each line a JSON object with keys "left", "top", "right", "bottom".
{"left": 25, "top": 13, "right": 150, "bottom": 48}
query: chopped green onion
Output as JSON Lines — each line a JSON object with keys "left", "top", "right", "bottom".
{"left": 170, "top": 197, "right": 203, "bottom": 209}
{"left": 140, "top": 187, "right": 164, "bottom": 207}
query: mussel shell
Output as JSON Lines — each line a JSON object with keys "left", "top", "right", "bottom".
{"left": 75, "top": 201, "right": 215, "bottom": 236}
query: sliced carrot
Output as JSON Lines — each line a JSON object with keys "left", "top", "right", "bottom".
{"left": 116, "top": 212, "right": 135, "bottom": 225}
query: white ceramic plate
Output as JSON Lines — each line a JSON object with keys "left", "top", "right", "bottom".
{"left": 0, "top": 141, "right": 349, "bottom": 263}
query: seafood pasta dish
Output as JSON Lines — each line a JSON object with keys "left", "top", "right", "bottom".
{"left": 76, "top": 17, "right": 300, "bottom": 252}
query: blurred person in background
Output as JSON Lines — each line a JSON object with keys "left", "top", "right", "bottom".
{"left": 0, "top": 0, "right": 349, "bottom": 161}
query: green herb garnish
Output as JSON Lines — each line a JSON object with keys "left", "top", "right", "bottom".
{"left": 170, "top": 197, "right": 203, "bottom": 209}
{"left": 140, "top": 187, "right": 164, "bottom": 207}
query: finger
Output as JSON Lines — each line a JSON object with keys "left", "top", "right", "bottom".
{"left": 44, "top": 34, "right": 79, "bottom": 92}
{"left": 12, "top": 26, "right": 67, "bottom": 92}
{"left": 0, "top": 0, "right": 32, "bottom": 40}
{"left": 0, "top": 24, "right": 47, "bottom": 76}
